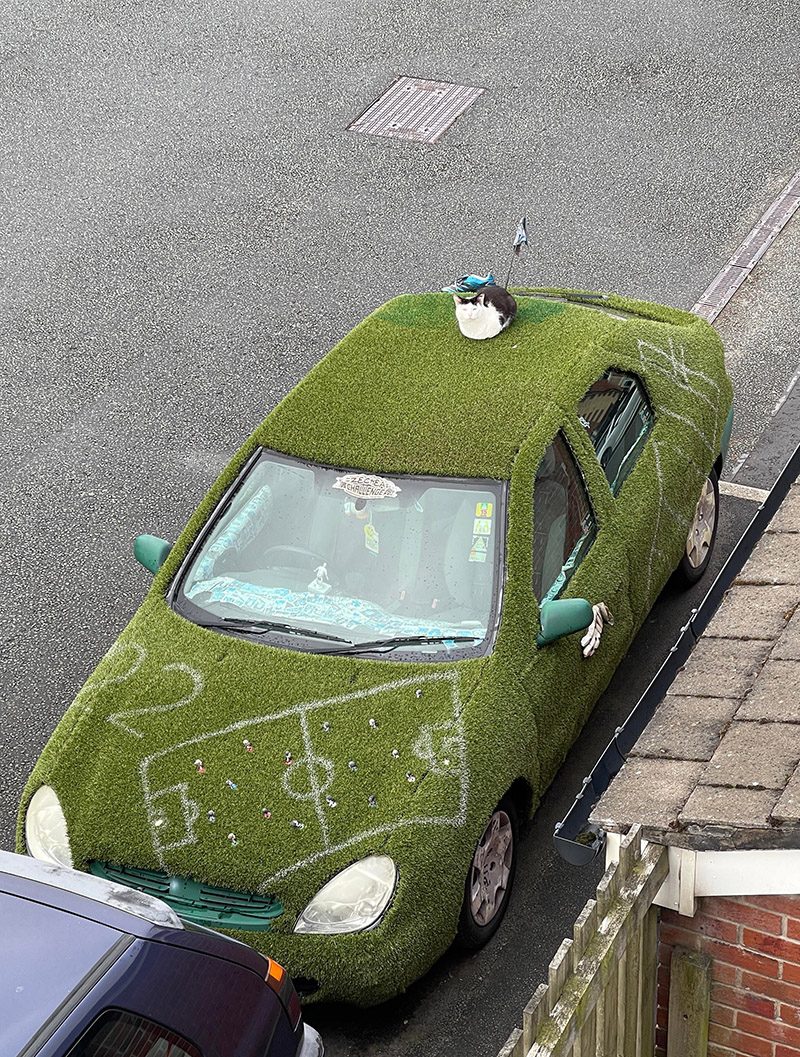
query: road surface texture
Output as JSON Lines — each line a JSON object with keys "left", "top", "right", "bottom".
{"left": 1, "top": 2, "right": 799, "bottom": 1055}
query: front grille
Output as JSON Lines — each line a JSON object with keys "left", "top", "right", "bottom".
{"left": 90, "top": 862, "right": 283, "bottom": 931}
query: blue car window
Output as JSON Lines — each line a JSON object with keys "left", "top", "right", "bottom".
{"left": 67, "top": 1009, "right": 202, "bottom": 1057}
{"left": 533, "top": 433, "right": 597, "bottom": 602}
{"left": 577, "top": 369, "right": 654, "bottom": 495}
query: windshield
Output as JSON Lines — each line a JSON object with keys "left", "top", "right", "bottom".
{"left": 173, "top": 450, "right": 504, "bottom": 656}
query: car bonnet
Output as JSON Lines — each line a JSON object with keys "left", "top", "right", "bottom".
{"left": 22, "top": 598, "right": 483, "bottom": 914}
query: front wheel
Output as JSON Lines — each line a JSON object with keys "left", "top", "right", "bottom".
{"left": 675, "top": 469, "right": 719, "bottom": 586}
{"left": 456, "top": 795, "right": 519, "bottom": 950}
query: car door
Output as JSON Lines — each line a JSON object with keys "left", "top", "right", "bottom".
{"left": 513, "top": 417, "right": 635, "bottom": 792}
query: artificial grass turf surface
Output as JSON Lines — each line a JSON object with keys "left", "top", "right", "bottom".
{"left": 18, "top": 289, "right": 732, "bottom": 1004}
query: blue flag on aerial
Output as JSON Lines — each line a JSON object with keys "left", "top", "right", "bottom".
{"left": 512, "top": 217, "right": 529, "bottom": 254}
{"left": 504, "top": 216, "right": 529, "bottom": 288}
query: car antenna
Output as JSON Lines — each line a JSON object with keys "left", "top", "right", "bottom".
{"left": 503, "top": 216, "right": 529, "bottom": 289}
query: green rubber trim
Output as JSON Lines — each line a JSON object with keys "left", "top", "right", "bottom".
{"left": 89, "top": 861, "right": 284, "bottom": 931}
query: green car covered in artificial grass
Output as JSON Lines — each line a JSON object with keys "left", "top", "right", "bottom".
{"left": 19, "top": 288, "right": 733, "bottom": 1005}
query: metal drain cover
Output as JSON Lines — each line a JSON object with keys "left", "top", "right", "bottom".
{"left": 348, "top": 76, "right": 485, "bottom": 144}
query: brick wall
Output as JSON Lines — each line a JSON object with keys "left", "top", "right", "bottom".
{"left": 658, "top": 895, "right": 800, "bottom": 1057}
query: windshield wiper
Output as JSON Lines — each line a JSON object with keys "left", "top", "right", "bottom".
{"left": 200, "top": 617, "right": 351, "bottom": 643}
{"left": 318, "top": 634, "right": 480, "bottom": 655}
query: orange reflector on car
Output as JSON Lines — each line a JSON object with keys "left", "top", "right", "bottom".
{"left": 266, "top": 958, "right": 286, "bottom": 990}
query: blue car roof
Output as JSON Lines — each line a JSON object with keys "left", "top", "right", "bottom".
{"left": 0, "top": 852, "right": 276, "bottom": 1030}
{"left": 0, "top": 851, "right": 183, "bottom": 933}
{"left": 0, "top": 889, "right": 122, "bottom": 1057}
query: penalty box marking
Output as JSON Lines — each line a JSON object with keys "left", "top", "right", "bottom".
{"left": 137, "top": 668, "right": 469, "bottom": 879}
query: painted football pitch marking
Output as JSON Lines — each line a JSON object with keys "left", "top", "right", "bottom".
{"left": 94, "top": 651, "right": 469, "bottom": 883}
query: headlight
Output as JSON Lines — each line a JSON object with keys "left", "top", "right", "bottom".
{"left": 294, "top": 855, "right": 397, "bottom": 934}
{"left": 25, "top": 786, "right": 73, "bottom": 868}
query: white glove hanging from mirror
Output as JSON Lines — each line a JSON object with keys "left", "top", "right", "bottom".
{"left": 581, "top": 603, "right": 614, "bottom": 658}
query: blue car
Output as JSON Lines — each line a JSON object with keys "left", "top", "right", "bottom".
{"left": 1, "top": 850, "right": 323, "bottom": 1057}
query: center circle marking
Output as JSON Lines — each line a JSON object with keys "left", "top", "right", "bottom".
{"left": 282, "top": 755, "right": 335, "bottom": 801}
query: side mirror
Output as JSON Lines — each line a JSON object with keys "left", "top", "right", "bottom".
{"left": 536, "top": 598, "right": 593, "bottom": 647}
{"left": 134, "top": 534, "right": 172, "bottom": 575}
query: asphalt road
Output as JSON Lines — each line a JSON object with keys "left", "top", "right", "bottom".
{"left": 2, "top": 1, "right": 800, "bottom": 1054}
{"left": 716, "top": 217, "right": 800, "bottom": 472}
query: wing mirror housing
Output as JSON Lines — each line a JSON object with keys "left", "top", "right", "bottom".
{"left": 537, "top": 598, "right": 593, "bottom": 647}
{"left": 134, "top": 534, "right": 172, "bottom": 575}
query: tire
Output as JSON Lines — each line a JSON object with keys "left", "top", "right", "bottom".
{"left": 675, "top": 468, "right": 719, "bottom": 586}
{"left": 456, "top": 794, "right": 519, "bottom": 950}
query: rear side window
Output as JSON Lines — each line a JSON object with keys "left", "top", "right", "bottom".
{"left": 533, "top": 432, "right": 597, "bottom": 602}
{"left": 577, "top": 369, "right": 654, "bottom": 494}
{"left": 67, "top": 1010, "right": 202, "bottom": 1057}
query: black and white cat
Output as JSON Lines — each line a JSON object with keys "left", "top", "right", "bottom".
{"left": 453, "top": 285, "right": 517, "bottom": 340}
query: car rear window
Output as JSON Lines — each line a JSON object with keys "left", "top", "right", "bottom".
{"left": 67, "top": 1009, "right": 202, "bottom": 1057}
{"left": 577, "top": 369, "right": 654, "bottom": 494}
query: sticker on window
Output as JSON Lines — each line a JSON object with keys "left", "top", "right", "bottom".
{"left": 364, "top": 523, "right": 380, "bottom": 554}
{"left": 333, "top": 473, "right": 401, "bottom": 500}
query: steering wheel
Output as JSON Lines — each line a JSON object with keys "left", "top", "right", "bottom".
{"left": 262, "top": 546, "right": 329, "bottom": 571}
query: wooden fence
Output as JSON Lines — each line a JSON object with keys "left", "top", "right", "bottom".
{"left": 498, "top": 825, "right": 668, "bottom": 1057}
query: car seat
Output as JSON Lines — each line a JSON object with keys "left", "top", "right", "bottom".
{"left": 396, "top": 489, "right": 469, "bottom": 615}
{"left": 533, "top": 448, "right": 568, "bottom": 601}
{"left": 192, "top": 485, "right": 274, "bottom": 584}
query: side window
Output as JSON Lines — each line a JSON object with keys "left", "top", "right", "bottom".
{"left": 533, "top": 432, "right": 597, "bottom": 603}
{"left": 577, "top": 369, "right": 654, "bottom": 495}
{"left": 67, "top": 1010, "right": 202, "bottom": 1057}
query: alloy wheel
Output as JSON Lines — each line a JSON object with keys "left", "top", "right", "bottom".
{"left": 467, "top": 808, "right": 514, "bottom": 927}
